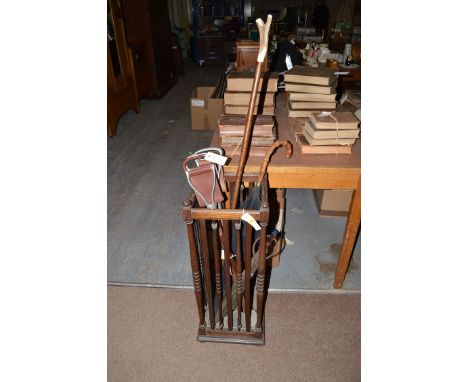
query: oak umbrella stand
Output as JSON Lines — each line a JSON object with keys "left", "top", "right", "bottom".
{"left": 182, "top": 176, "right": 270, "bottom": 345}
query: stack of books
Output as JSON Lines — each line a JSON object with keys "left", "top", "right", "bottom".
{"left": 223, "top": 72, "right": 278, "bottom": 116}
{"left": 295, "top": 111, "right": 360, "bottom": 154}
{"left": 218, "top": 114, "right": 276, "bottom": 157}
{"left": 285, "top": 66, "right": 337, "bottom": 118}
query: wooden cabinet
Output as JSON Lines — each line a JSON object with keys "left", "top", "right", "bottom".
{"left": 121, "top": 0, "right": 177, "bottom": 99}
{"left": 107, "top": 0, "right": 139, "bottom": 137}
{"left": 236, "top": 40, "right": 268, "bottom": 72}
{"left": 196, "top": 35, "right": 226, "bottom": 62}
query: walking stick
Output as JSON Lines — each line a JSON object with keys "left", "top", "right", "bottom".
{"left": 230, "top": 15, "right": 272, "bottom": 209}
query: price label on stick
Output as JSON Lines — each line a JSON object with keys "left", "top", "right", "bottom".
{"left": 241, "top": 212, "right": 261, "bottom": 231}
{"left": 204, "top": 152, "right": 228, "bottom": 166}
{"left": 285, "top": 54, "right": 293, "bottom": 70}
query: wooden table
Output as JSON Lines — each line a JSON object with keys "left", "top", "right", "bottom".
{"left": 211, "top": 93, "right": 361, "bottom": 288}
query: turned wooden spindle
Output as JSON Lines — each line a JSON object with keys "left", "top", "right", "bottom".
{"left": 244, "top": 224, "right": 253, "bottom": 332}
{"left": 221, "top": 221, "right": 233, "bottom": 330}
{"left": 235, "top": 222, "right": 243, "bottom": 331}
{"left": 255, "top": 200, "right": 269, "bottom": 332}
{"left": 200, "top": 220, "right": 215, "bottom": 330}
{"left": 211, "top": 221, "right": 223, "bottom": 329}
{"left": 183, "top": 199, "right": 205, "bottom": 330}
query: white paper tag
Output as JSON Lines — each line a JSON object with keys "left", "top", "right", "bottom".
{"left": 354, "top": 109, "right": 361, "bottom": 121}
{"left": 318, "top": 111, "right": 332, "bottom": 118}
{"left": 221, "top": 249, "right": 225, "bottom": 260}
{"left": 285, "top": 54, "right": 293, "bottom": 70}
{"left": 339, "top": 94, "right": 348, "bottom": 105}
{"left": 334, "top": 71, "right": 350, "bottom": 76}
{"left": 191, "top": 99, "right": 204, "bottom": 107}
{"left": 204, "top": 152, "right": 228, "bottom": 166}
{"left": 241, "top": 212, "right": 261, "bottom": 231}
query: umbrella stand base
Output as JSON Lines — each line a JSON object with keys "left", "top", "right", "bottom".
{"left": 197, "top": 326, "right": 265, "bottom": 345}
{"left": 197, "top": 310, "right": 265, "bottom": 345}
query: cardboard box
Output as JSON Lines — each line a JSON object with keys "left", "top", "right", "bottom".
{"left": 314, "top": 189, "right": 353, "bottom": 217}
{"left": 190, "top": 87, "right": 224, "bottom": 130}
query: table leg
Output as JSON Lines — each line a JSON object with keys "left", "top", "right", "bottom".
{"left": 333, "top": 178, "right": 361, "bottom": 288}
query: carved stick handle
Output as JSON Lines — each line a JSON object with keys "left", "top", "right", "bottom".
{"left": 256, "top": 15, "right": 272, "bottom": 63}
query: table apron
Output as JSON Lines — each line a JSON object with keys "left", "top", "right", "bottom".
{"left": 224, "top": 169, "right": 360, "bottom": 190}
{"left": 268, "top": 173, "right": 360, "bottom": 189}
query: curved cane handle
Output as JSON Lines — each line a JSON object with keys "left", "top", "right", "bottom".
{"left": 256, "top": 15, "right": 272, "bottom": 63}
{"left": 257, "top": 140, "right": 293, "bottom": 184}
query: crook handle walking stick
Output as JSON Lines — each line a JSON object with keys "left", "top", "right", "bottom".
{"left": 257, "top": 140, "right": 292, "bottom": 184}
{"left": 230, "top": 15, "right": 272, "bottom": 209}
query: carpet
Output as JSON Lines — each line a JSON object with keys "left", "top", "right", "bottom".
{"left": 108, "top": 286, "right": 361, "bottom": 382}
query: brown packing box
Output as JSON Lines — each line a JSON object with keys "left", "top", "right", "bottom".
{"left": 314, "top": 189, "right": 353, "bottom": 217}
{"left": 190, "top": 87, "right": 224, "bottom": 130}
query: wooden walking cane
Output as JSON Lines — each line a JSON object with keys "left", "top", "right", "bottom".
{"left": 230, "top": 15, "right": 272, "bottom": 209}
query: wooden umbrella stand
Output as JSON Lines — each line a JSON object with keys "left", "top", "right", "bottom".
{"left": 182, "top": 175, "right": 270, "bottom": 345}
{"left": 182, "top": 15, "right": 293, "bottom": 345}
{"left": 181, "top": 16, "right": 271, "bottom": 345}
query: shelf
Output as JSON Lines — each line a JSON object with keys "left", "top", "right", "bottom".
{"left": 196, "top": 15, "right": 240, "bottom": 18}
